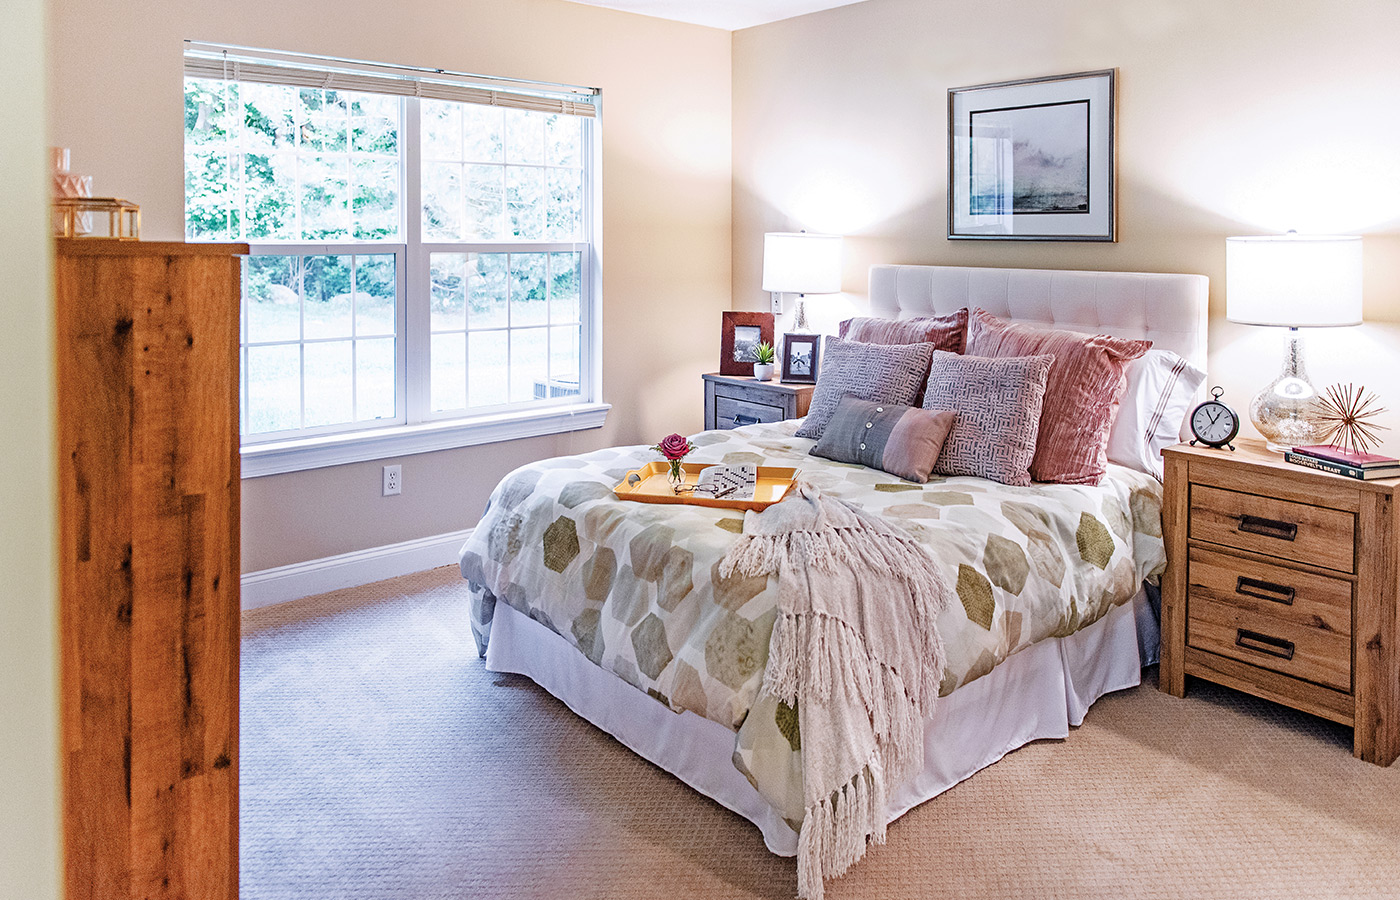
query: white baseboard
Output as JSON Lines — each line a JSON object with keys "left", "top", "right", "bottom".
{"left": 241, "top": 528, "right": 474, "bottom": 610}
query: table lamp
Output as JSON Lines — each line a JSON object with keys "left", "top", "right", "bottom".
{"left": 1226, "top": 233, "right": 1363, "bottom": 451}
{"left": 762, "top": 232, "right": 842, "bottom": 332}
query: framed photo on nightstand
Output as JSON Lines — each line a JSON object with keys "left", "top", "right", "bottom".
{"left": 719, "top": 311, "right": 774, "bottom": 376}
{"left": 781, "top": 333, "right": 820, "bottom": 384}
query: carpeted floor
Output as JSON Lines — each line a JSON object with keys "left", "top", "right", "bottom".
{"left": 241, "top": 566, "right": 1400, "bottom": 900}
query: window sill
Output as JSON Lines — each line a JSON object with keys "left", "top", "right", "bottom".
{"left": 240, "top": 402, "right": 611, "bottom": 478}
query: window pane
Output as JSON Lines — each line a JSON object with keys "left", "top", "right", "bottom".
{"left": 185, "top": 78, "right": 239, "bottom": 147}
{"left": 304, "top": 340, "right": 354, "bottom": 427}
{"left": 352, "top": 158, "right": 399, "bottom": 240}
{"left": 468, "top": 331, "right": 508, "bottom": 408}
{"left": 422, "top": 161, "right": 462, "bottom": 241}
{"left": 246, "top": 344, "right": 300, "bottom": 434}
{"left": 430, "top": 253, "right": 467, "bottom": 332}
{"left": 509, "top": 328, "right": 548, "bottom": 404}
{"left": 506, "top": 166, "right": 544, "bottom": 240}
{"left": 301, "top": 155, "right": 350, "bottom": 240}
{"left": 510, "top": 253, "right": 547, "bottom": 327}
{"left": 186, "top": 150, "right": 236, "bottom": 241}
{"left": 351, "top": 94, "right": 399, "bottom": 154}
{"left": 356, "top": 337, "right": 396, "bottom": 421}
{"left": 505, "top": 109, "right": 544, "bottom": 165}
{"left": 356, "top": 255, "right": 397, "bottom": 336}
{"left": 302, "top": 255, "right": 354, "bottom": 339}
{"left": 462, "top": 105, "right": 504, "bottom": 163}
{"left": 468, "top": 253, "right": 508, "bottom": 329}
{"left": 431, "top": 333, "right": 466, "bottom": 412}
{"left": 550, "top": 325, "right": 581, "bottom": 395}
{"left": 546, "top": 167, "right": 583, "bottom": 241}
{"left": 243, "top": 153, "right": 296, "bottom": 240}
{"left": 241, "top": 82, "right": 296, "bottom": 151}
{"left": 549, "top": 252, "right": 581, "bottom": 324}
{"left": 245, "top": 256, "right": 300, "bottom": 344}
{"left": 546, "top": 113, "right": 582, "bottom": 168}
{"left": 463, "top": 165, "right": 504, "bottom": 240}
{"left": 422, "top": 99, "right": 462, "bottom": 160}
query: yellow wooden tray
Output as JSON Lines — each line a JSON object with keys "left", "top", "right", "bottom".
{"left": 613, "top": 461, "right": 797, "bottom": 512}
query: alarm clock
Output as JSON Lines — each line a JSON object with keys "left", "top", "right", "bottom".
{"left": 1189, "top": 386, "right": 1240, "bottom": 450}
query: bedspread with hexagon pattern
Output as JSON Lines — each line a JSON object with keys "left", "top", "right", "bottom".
{"left": 458, "top": 419, "right": 1165, "bottom": 828}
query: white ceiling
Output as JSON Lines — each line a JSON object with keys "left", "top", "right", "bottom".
{"left": 562, "top": 0, "right": 871, "bottom": 31}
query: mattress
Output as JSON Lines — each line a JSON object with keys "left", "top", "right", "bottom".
{"left": 459, "top": 418, "right": 1167, "bottom": 835}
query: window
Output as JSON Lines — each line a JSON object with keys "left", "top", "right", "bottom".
{"left": 183, "top": 44, "right": 606, "bottom": 475}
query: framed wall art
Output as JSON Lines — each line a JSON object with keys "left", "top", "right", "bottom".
{"left": 948, "top": 69, "right": 1116, "bottom": 241}
{"left": 781, "top": 333, "right": 820, "bottom": 384}
{"left": 719, "top": 311, "right": 775, "bottom": 376}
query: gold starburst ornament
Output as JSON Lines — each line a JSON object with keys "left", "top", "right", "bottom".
{"left": 1312, "top": 383, "right": 1389, "bottom": 455}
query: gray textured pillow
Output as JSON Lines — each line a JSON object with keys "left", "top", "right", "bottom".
{"left": 924, "top": 350, "right": 1054, "bottom": 486}
{"left": 810, "top": 397, "right": 957, "bottom": 483}
{"left": 794, "top": 336, "right": 936, "bottom": 440}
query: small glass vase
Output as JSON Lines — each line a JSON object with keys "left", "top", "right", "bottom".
{"left": 667, "top": 459, "right": 685, "bottom": 492}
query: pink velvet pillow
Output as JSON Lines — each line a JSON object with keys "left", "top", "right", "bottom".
{"left": 838, "top": 309, "right": 968, "bottom": 354}
{"left": 966, "top": 309, "right": 1151, "bottom": 485}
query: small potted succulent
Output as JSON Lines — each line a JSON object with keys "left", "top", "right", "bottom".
{"left": 752, "top": 341, "right": 776, "bottom": 382}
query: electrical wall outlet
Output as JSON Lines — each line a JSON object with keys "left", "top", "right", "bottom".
{"left": 770, "top": 291, "right": 783, "bottom": 315}
{"left": 382, "top": 464, "right": 402, "bottom": 496}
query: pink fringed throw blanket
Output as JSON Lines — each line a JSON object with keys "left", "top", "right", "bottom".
{"left": 720, "top": 481, "right": 950, "bottom": 900}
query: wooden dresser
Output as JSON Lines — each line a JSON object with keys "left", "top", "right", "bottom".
{"left": 57, "top": 240, "right": 246, "bottom": 899}
{"left": 1160, "top": 440, "right": 1399, "bottom": 765}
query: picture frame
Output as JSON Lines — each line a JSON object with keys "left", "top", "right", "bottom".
{"left": 781, "top": 333, "right": 820, "bottom": 384}
{"left": 719, "top": 311, "right": 775, "bottom": 376}
{"left": 948, "top": 69, "right": 1116, "bottom": 241}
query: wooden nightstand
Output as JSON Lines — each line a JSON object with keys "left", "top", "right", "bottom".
{"left": 1160, "top": 440, "right": 1400, "bottom": 765}
{"left": 702, "top": 373, "right": 814, "bottom": 431}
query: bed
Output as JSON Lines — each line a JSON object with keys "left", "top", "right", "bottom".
{"left": 459, "top": 263, "right": 1208, "bottom": 885}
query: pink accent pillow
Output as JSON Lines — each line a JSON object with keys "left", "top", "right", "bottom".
{"left": 923, "top": 351, "right": 1053, "bottom": 486}
{"left": 966, "top": 309, "right": 1152, "bottom": 485}
{"left": 838, "top": 309, "right": 968, "bottom": 354}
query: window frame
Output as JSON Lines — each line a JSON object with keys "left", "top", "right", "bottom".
{"left": 182, "top": 50, "right": 608, "bottom": 478}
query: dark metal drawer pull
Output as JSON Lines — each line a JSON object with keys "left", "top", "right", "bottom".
{"left": 1235, "top": 576, "right": 1296, "bottom": 605}
{"left": 1237, "top": 514, "right": 1298, "bottom": 541}
{"left": 732, "top": 414, "right": 759, "bottom": 427}
{"left": 1236, "top": 629, "right": 1295, "bottom": 660}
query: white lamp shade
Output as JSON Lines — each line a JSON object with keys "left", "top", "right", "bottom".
{"left": 761, "top": 232, "right": 843, "bottom": 294}
{"left": 1226, "top": 234, "right": 1363, "bottom": 327}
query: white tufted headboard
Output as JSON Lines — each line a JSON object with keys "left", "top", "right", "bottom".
{"left": 868, "top": 264, "right": 1209, "bottom": 372}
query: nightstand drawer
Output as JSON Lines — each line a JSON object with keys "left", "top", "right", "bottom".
{"left": 714, "top": 395, "right": 784, "bottom": 430}
{"left": 1188, "top": 595, "right": 1352, "bottom": 692}
{"left": 1189, "top": 484, "right": 1354, "bottom": 573}
{"left": 1186, "top": 546, "right": 1352, "bottom": 637}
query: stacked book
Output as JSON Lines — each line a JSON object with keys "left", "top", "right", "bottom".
{"left": 1284, "top": 444, "right": 1400, "bottom": 480}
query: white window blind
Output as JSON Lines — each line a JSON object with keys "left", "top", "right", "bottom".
{"left": 183, "top": 41, "right": 599, "bottom": 118}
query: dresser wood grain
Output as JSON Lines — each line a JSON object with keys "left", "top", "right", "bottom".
{"left": 1160, "top": 440, "right": 1399, "bottom": 765}
{"left": 58, "top": 239, "right": 246, "bottom": 900}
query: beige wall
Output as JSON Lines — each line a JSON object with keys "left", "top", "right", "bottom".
{"left": 0, "top": 0, "right": 60, "bottom": 896}
{"left": 48, "top": 0, "right": 732, "bottom": 571}
{"left": 733, "top": 0, "right": 1400, "bottom": 451}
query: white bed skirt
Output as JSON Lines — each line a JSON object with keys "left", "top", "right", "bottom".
{"left": 485, "top": 590, "right": 1158, "bottom": 856}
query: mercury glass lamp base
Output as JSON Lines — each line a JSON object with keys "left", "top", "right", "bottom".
{"left": 1250, "top": 331, "right": 1323, "bottom": 453}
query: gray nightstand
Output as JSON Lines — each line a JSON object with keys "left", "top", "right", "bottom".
{"left": 702, "top": 373, "right": 814, "bottom": 431}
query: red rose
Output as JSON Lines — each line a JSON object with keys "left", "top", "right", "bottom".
{"left": 653, "top": 433, "right": 694, "bottom": 461}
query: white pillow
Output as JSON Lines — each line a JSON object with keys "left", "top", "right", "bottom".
{"left": 1106, "top": 349, "right": 1206, "bottom": 479}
